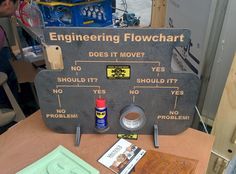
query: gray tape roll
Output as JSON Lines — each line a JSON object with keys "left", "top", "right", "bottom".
{"left": 120, "top": 104, "right": 146, "bottom": 131}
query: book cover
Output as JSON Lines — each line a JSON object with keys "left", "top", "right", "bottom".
{"left": 98, "top": 138, "right": 146, "bottom": 174}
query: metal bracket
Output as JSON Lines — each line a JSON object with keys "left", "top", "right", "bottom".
{"left": 75, "top": 126, "right": 81, "bottom": 147}
{"left": 154, "top": 124, "right": 159, "bottom": 148}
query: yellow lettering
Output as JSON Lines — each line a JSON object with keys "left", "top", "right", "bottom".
{"left": 49, "top": 32, "right": 57, "bottom": 41}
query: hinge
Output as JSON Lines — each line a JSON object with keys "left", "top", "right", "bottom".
{"left": 214, "top": 157, "right": 228, "bottom": 173}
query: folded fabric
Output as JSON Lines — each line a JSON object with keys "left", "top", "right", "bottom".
{"left": 132, "top": 150, "right": 198, "bottom": 174}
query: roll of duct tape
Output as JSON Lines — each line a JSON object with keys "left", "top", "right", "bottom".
{"left": 120, "top": 104, "right": 146, "bottom": 131}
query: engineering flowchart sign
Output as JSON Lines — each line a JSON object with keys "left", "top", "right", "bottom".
{"left": 35, "top": 28, "right": 200, "bottom": 135}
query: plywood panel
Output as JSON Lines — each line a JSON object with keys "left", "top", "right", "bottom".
{"left": 151, "top": 0, "right": 166, "bottom": 28}
{"left": 207, "top": 53, "right": 236, "bottom": 173}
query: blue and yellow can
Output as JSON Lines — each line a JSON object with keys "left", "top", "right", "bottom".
{"left": 95, "top": 98, "right": 108, "bottom": 131}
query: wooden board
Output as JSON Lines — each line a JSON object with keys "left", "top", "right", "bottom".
{"left": 35, "top": 28, "right": 201, "bottom": 135}
{"left": 151, "top": 0, "right": 166, "bottom": 28}
{"left": 207, "top": 53, "right": 236, "bottom": 173}
{"left": 0, "top": 110, "right": 214, "bottom": 174}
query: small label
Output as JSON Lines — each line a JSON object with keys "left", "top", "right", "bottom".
{"left": 83, "top": 20, "right": 94, "bottom": 25}
{"left": 106, "top": 65, "right": 131, "bottom": 79}
{"left": 95, "top": 110, "right": 106, "bottom": 119}
{"left": 117, "top": 134, "right": 138, "bottom": 140}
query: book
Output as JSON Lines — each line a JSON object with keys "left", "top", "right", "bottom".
{"left": 98, "top": 138, "right": 146, "bottom": 174}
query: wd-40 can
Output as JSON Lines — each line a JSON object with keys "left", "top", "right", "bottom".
{"left": 95, "top": 98, "right": 108, "bottom": 131}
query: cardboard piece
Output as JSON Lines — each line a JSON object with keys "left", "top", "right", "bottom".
{"left": 10, "top": 59, "right": 38, "bottom": 83}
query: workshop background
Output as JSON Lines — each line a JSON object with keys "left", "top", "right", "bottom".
{"left": 0, "top": 0, "right": 236, "bottom": 173}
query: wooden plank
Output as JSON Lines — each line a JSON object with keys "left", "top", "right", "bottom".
{"left": 151, "top": 0, "right": 166, "bottom": 28}
{"left": 207, "top": 53, "right": 236, "bottom": 173}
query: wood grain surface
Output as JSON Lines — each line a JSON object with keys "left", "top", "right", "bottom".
{"left": 132, "top": 150, "right": 198, "bottom": 174}
{"left": 0, "top": 110, "right": 214, "bottom": 174}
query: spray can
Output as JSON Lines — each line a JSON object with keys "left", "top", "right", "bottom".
{"left": 95, "top": 98, "right": 108, "bottom": 132}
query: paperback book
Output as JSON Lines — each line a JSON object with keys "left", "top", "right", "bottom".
{"left": 98, "top": 138, "right": 146, "bottom": 174}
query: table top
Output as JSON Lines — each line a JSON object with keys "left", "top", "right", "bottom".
{"left": 0, "top": 110, "right": 214, "bottom": 174}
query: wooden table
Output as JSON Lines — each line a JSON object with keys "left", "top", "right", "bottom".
{"left": 0, "top": 111, "right": 214, "bottom": 174}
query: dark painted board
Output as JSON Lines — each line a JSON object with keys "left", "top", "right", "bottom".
{"left": 35, "top": 28, "right": 200, "bottom": 135}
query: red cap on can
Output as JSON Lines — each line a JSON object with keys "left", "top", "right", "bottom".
{"left": 96, "top": 98, "right": 106, "bottom": 108}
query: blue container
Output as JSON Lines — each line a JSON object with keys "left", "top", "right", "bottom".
{"left": 95, "top": 98, "right": 109, "bottom": 132}
{"left": 95, "top": 107, "right": 108, "bottom": 130}
{"left": 37, "top": 0, "right": 112, "bottom": 27}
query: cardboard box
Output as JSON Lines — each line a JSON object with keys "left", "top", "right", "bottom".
{"left": 10, "top": 59, "right": 39, "bottom": 83}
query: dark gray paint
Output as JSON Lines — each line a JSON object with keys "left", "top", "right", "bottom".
{"left": 35, "top": 28, "right": 200, "bottom": 135}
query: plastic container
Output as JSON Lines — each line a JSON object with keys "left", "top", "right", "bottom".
{"left": 19, "top": 1, "right": 44, "bottom": 27}
{"left": 37, "top": 0, "right": 112, "bottom": 27}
